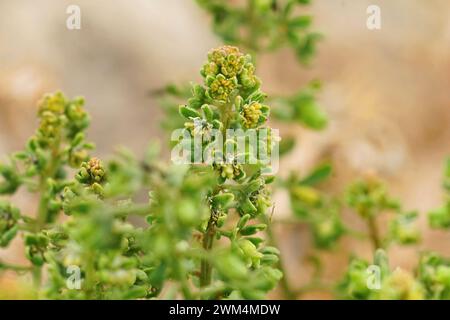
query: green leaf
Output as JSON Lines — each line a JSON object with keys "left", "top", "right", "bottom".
{"left": 179, "top": 105, "right": 201, "bottom": 119}
{"left": 298, "top": 101, "right": 328, "bottom": 129}
{"left": 201, "top": 104, "right": 214, "bottom": 121}
{"left": 238, "top": 214, "right": 251, "bottom": 229}
{"left": 211, "top": 193, "right": 235, "bottom": 209}
{"left": 288, "top": 16, "right": 312, "bottom": 29}
{"left": 240, "top": 224, "right": 267, "bottom": 236}
{"left": 300, "top": 163, "right": 332, "bottom": 186}
{"left": 279, "top": 136, "right": 295, "bottom": 155}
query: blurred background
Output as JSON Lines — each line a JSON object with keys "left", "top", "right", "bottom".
{"left": 0, "top": 0, "right": 449, "bottom": 298}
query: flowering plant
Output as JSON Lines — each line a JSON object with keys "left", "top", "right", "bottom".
{"left": 0, "top": 46, "right": 281, "bottom": 300}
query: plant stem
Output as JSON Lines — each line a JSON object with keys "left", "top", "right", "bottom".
{"left": 200, "top": 211, "right": 217, "bottom": 288}
{"left": 367, "top": 216, "right": 381, "bottom": 250}
{"left": 33, "top": 141, "right": 61, "bottom": 288}
{"left": 199, "top": 100, "right": 232, "bottom": 289}
{"left": 32, "top": 266, "right": 42, "bottom": 286}
{"left": 262, "top": 215, "right": 297, "bottom": 300}
{"left": 83, "top": 251, "right": 96, "bottom": 299}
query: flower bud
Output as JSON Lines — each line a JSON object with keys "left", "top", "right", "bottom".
{"left": 76, "top": 158, "right": 106, "bottom": 186}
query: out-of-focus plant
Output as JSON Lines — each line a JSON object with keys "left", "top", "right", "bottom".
{"left": 0, "top": 92, "right": 92, "bottom": 286}
{"left": 286, "top": 163, "right": 345, "bottom": 249}
{"left": 414, "top": 159, "right": 450, "bottom": 300}
{"left": 428, "top": 158, "right": 450, "bottom": 228}
{"left": 196, "top": 0, "right": 321, "bottom": 64}
{"left": 346, "top": 173, "right": 420, "bottom": 250}
{"left": 417, "top": 252, "right": 450, "bottom": 300}
{"left": 337, "top": 161, "right": 450, "bottom": 301}
{"left": 338, "top": 249, "right": 425, "bottom": 300}
{"left": 0, "top": 46, "right": 281, "bottom": 300}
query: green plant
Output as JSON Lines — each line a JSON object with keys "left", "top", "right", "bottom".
{"left": 345, "top": 174, "right": 420, "bottom": 250}
{"left": 197, "top": 0, "right": 321, "bottom": 64}
{"left": 0, "top": 92, "right": 92, "bottom": 286}
{"left": 286, "top": 163, "right": 345, "bottom": 249}
{"left": 155, "top": 0, "right": 326, "bottom": 136}
{"left": 2, "top": 1, "right": 450, "bottom": 302}
{"left": 0, "top": 46, "right": 281, "bottom": 300}
{"left": 428, "top": 158, "right": 450, "bottom": 228}
{"left": 154, "top": 3, "right": 329, "bottom": 300}
{"left": 337, "top": 161, "right": 450, "bottom": 300}
{"left": 338, "top": 249, "right": 425, "bottom": 300}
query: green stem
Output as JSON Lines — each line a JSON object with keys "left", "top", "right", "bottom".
{"left": 200, "top": 212, "right": 217, "bottom": 288}
{"left": 262, "top": 215, "right": 297, "bottom": 300}
{"left": 83, "top": 251, "right": 96, "bottom": 299}
{"left": 33, "top": 140, "right": 61, "bottom": 288}
{"left": 199, "top": 100, "right": 233, "bottom": 290}
{"left": 367, "top": 215, "right": 381, "bottom": 250}
{"left": 32, "top": 267, "right": 42, "bottom": 286}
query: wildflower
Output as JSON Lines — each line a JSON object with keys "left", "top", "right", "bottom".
{"left": 203, "top": 46, "right": 245, "bottom": 78}
{"left": 38, "top": 92, "right": 66, "bottom": 115}
{"left": 239, "top": 63, "right": 259, "bottom": 90}
{"left": 76, "top": 158, "right": 106, "bottom": 186}
{"left": 206, "top": 74, "right": 238, "bottom": 102}
{"left": 240, "top": 102, "right": 269, "bottom": 128}
{"left": 346, "top": 174, "right": 400, "bottom": 218}
{"left": 215, "top": 162, "right": 244, "bottom": 182}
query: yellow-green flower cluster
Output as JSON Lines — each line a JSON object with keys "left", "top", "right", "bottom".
{"left": 202, "top": 46, "right": 260, "bottom": 103}
{"left": 241, "top": 101, "right": 269, "bottom": 129}
{"left": 76, "top": 158, "right": 106, "bottom": 186}
{"left": 33, "top": 92, "right": 91, "bottom": 170}
{"left": 207, "top": 74, "right": 237, "bottom": 102}
{"left": 202, "top": 45, "right": 245, "bottom": 78}
{"left": 37, "top": 93, "right": 66, "bottom": 146}
{"left": 346, "top": 174, "right": 400, "bottom": 218}
{"left": 214, "top": 162, "right": 245, "bottom": 183}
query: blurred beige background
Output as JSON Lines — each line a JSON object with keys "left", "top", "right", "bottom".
{"left": 1, "top": 0, "right": 449, "bottom": 298}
